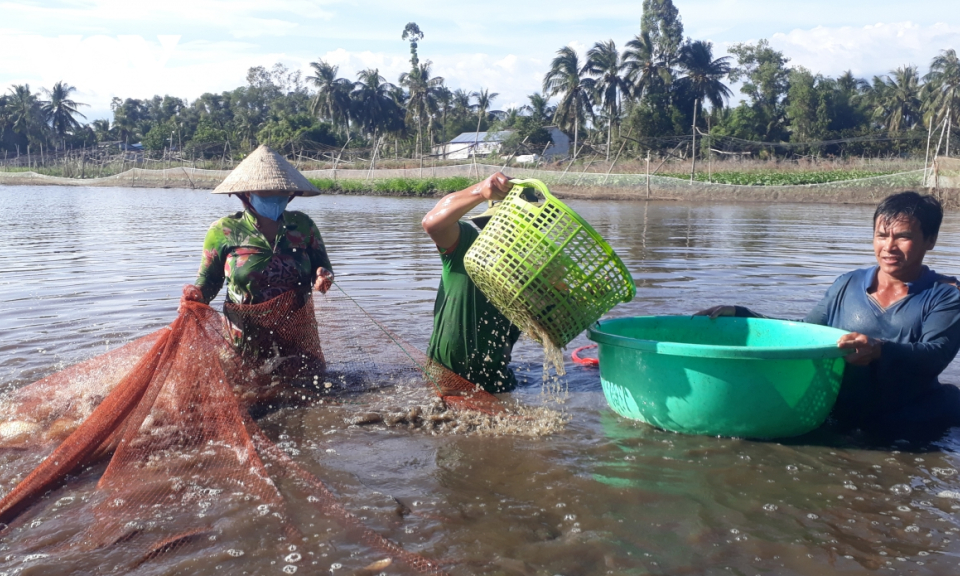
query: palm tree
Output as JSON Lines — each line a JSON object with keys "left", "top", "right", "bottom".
{"left": 675, "top": 40, "right": 732, "bottom": 124}
{"left": 871, "top": 66, "right": 922, "bottom": 133}
{"left": 40, "top": 81, "right": 87, "bottom": 145}
{"left": 434, "top": 85, "right": 452, "bottom": 144}
{"left": 351, "top": 68, "right": 400, "bottom": 145}
{"left": 623, "top": 31, "right": 672, "bottom": 101}
{"left": 523, "top": 92, "right": 555, "bottom": 124}
{"left": 400, "top": 61, "right": 444, "bottom": 161}
{"left": 451, "top": 89, "right": 473, "bottom": 123}
{"left": 924, "top": 49, "right": 960, "bottom": 155}
{"left": 471, "top": 88, "right": 498, "bottom": 157}
{"left": 586, "top": 40, "right": 629, "bottom": 160}
{"left": 543, "top": 46, "right": 594, "bottom": 160}
{"left": 90, "top": 119, "right": 112, "bottom": 143}
{"left": 307, "top": 60, "right": 352, "bottom": 134}
{"left": 7, "top": 85, "right": 45, "bottom": 148}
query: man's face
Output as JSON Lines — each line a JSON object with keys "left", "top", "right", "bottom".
{"left": 873, "top": 215, "right": 936, "bottom": 280}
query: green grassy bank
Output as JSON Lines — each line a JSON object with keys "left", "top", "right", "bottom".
{"left": 307, "top": 176, "right": 475, "bottom": 196}
{"left": 657, "top": 169, "right": 903, "bottom": 186}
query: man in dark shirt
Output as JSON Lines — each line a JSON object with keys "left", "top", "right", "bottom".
{"left": 701, "top": 192, "right": 960, "bottom": 438}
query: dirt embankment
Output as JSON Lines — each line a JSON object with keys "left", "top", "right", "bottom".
{"left": 2, "top": 169, "right": 956, "bottom": 209}
{"left": 549, "top": 184, "right": 960, "bottom": 209}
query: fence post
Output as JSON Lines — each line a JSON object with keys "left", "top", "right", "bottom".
{"left": 645, "top": 151, "right": 651, "bottom": 199}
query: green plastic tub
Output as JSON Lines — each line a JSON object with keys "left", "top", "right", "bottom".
{"left": 587, "top": 316, "right": 850, "bottom": 439}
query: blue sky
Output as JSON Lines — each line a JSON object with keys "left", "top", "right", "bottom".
{"left": 2, "top": 0, "right": 958, "bottom": 121}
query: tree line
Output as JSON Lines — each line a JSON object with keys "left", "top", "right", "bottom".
{"left": 1, "top": 0, "right": 958, "bottom": 164}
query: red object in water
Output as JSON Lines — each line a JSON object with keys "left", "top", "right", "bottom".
{"left": 572, "top": 344, "right": 599, "bottom": 366}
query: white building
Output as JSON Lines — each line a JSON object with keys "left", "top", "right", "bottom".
{"left": 433, "top": 127, "right": 571, "bottom": 160}
{"left": 433, "top": 131, "right": 513, "bottom": 160}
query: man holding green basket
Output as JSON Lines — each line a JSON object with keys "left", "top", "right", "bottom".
{"left": 421, "top": 172, "right": 533, "bottom": 393}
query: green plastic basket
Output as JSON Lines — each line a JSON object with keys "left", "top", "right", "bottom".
{"left": 463, "top": 178, "right": 635, "bottom": 348}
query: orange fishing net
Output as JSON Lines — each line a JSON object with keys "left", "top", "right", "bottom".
{"left": 0, "top": 284, "right": 507, "bottom": 573}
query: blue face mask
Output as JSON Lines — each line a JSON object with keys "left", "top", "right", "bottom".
{"left": 249, "top": 194, "right": 290, "bottom": 221}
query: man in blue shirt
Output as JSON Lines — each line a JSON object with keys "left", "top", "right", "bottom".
{"left": 702, "top": 192, "right": 960, "bottom": 439}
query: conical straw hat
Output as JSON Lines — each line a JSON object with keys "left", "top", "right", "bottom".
{"left": 213, "top": 144, "right": 320, "bottom": 197}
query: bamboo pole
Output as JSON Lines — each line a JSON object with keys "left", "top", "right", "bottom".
{"left": 690, "top": 99, "right": 698, "bottom": 182}
{"left": 923, "top": 117, "right": 934, "bottom": 187}
{"left": 645, "top": 151, "right": 651, "bottom": 199}
{"left": 601, "top": 129, "right": 632, "bottom": 186}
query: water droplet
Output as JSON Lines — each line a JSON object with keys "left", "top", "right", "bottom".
{"left": 282, "top": 566, "right": 297, "bottom": 574}
{"left": 897, "top": 505, "right": 911, "bottom": 512}
{"left": 762, "top": 504, "right": 778, "bottom": 512}
{"left": 227, "top": 549, "right": 244, "bottom": 557}
{"left": 890, "top": 484, "right": 912, "bottom": 496}
{"left": 284, "top": 553, "right": 301, "bottom": 563}
{"left": 807, "top": 514, "right": 819, "bottom": 520}
{"left": 786, "top": 465, "right": 798, "bottom": 472}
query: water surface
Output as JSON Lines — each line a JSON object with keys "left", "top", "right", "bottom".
{"left": 1, "top": 186, "right": 960, "bottom": 575}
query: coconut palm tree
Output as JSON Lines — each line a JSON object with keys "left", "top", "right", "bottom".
{"left": 675, "top": 41, "right": 732, "bottom": 124}
{"left": 586, "top": 40, "right": 629, "bottom": 160}
{"left": 351, "top": 68, "right": 400, "bottom": 145}
{"left": 7, "top": 85, "right": 44, "bottom": 145}
{"left": 471, "top": 88, "right": 498, "bottom": 157}
{"left": 623, "top": 31, "right": 672, "bottom": 101}
{"left": 434, "top": 85, "right": 452, "bottom": 144}
{"left": 307, "top": 60, "right": 352, "bottom": 134}
{"left": 543, "top": 46, "right": 594, "bottom": 159}
{"left": 923, "top": 49, "right": 960, "bottom": 155}
{"left": 871, "top": 66, "right": 922, "bottom": 133}
{"left": 90, "top": 119, "right": 112, "bottom": 143}
{"left": 40, "top": 81, "right": 86, "bottom": 145}
{"left": 400, "top": 61, "right": 444, "bottom": 161}
{"left": 523, "top": 92, "right": 555, "bottom": 124}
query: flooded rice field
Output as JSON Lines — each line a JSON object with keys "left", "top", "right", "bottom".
{"left": 1, "top": 186, "right": 960, "bottom": 575}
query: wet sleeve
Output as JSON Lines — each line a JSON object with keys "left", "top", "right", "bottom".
{"left": 878, "top": 290, "right": 960, "bottom": 382}
{"left": 804, "top": 276, "right": 847, "bottom": 326}
{"left": 195, "top": 224, "right": 226, "bottom": 304}
{"left": 440, "top": 222, "right": 475, "bottom": 273}
{"left": 307, "top": 219, "right": 333, "bottom": 276}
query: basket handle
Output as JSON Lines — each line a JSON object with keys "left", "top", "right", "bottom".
{"left": 507, "top": 178, "right": 555, "bottom": 203}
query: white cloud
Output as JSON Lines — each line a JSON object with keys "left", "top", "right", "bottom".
{"left": 0, "top": 34, "right": 287, "bottom": 119}
{"left": 5, "top": 3, "right": 958, "bottom": 125}
{"left": 731, "top": 21, "right": 960, "bottom": 79}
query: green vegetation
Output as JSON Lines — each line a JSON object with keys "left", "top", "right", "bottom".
{"left": 307, "top": 176, "right": 474, "bottom": 196}
{"left": 1, "top": 4, "right": 958, "bottom": 169}
{"left": 658, "top": 170, "right": 903, "bottom": 186}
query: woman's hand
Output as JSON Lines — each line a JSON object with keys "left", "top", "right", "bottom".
{"left": 694, "top": 305, "right": 737, "bottom": 319}
{"left": 837, "top": 332, "right": 882, "bottom": 365}
{"left": 314, "top": 267, "right": 334, "bottom": 294}
{"left": 179, "top": 284, "right": 205, "bottom": 312}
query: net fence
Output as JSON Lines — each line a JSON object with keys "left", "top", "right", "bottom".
{"left": 0, "top": 163, "right": 928, "bottom": 190}
{"left": 0, "top": 284, "right": 562, "bottom": 574}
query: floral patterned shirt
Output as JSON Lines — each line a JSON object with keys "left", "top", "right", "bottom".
{"left": 195, "top": 209, "right": 333, "bottom": 305}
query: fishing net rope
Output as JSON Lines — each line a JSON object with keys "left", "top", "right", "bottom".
{"left": 0, "top": 283, "right": 519, "bottom": 574}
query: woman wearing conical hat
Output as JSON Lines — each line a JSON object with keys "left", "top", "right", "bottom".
{"left": 183, "top": 145, "right": 332, "bottom": 369}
